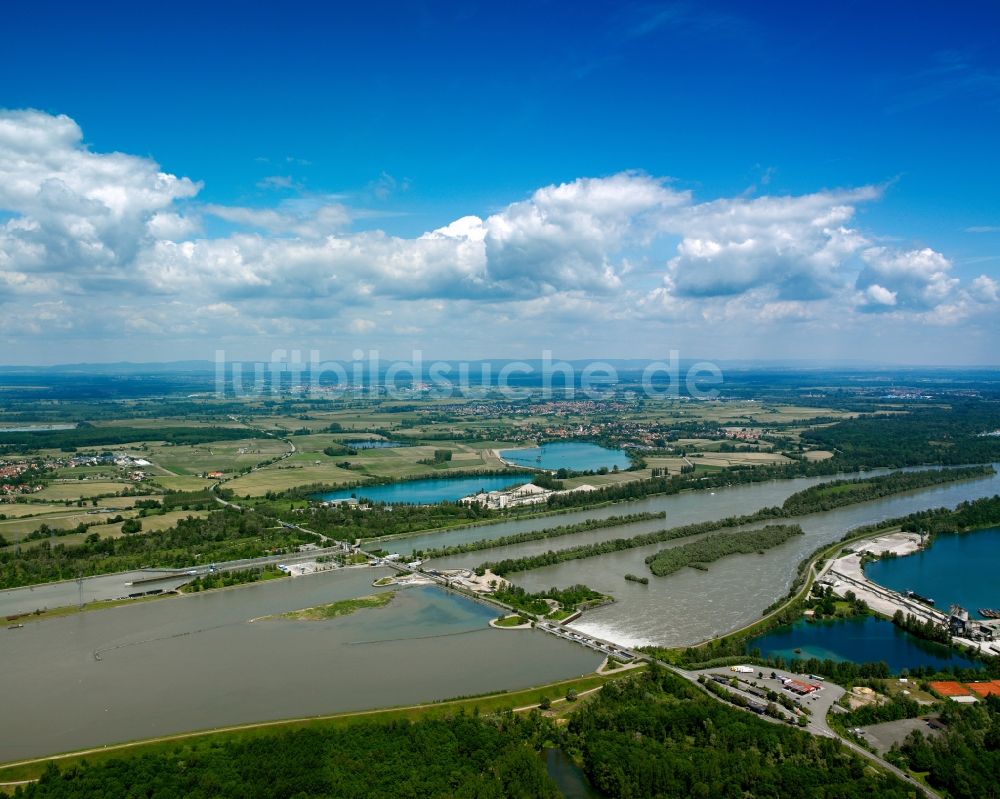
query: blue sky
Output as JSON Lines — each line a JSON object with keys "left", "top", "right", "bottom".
{"left": 1, "top": 0, "right": 999, "bottom": 364}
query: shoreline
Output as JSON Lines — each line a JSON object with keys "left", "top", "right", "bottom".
{"left": 825, "top": 530, "right": 1000, "bottom": 657}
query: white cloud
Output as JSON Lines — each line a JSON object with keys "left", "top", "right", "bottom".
{"left": 969, "top": 274, "right": 999, "bottom": 303}
{"left": 0, "top": 109, "right": 200, "bottom": 286}
{"left": 663, "top": 187, "right": 879, "bottom": 300}
{"left": 204, "top": 200, "right": 351, "bottom": 237}
{"left": 0, "top": 109, "right": 997, "bottom": 363}
{"left": 856, "top": 247, "right": 958, "bottom": 311}
{"left": 863, "top": 284, "right": 898, "bottom": 306}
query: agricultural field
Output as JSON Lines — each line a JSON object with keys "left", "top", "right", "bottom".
{"left": 143, "top": 438, "right": 290, "bottom": 476}
{"left": 34, "top": 480, "right": 138, "bottom": 501}
{"left": 150, "top": 474, "right": 216, "bottom": 492}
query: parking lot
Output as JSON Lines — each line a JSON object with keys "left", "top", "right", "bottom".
{"left": 857, "top": 716, "right": 944, "bottom": 756}
{"left": 696, "top": 665, "right": 845, "bottom": 735}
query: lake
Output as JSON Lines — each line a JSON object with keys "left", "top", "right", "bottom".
{"left": 0, "top": 570, "right": 600, "bottom": 762}
{"left": 747, "top": 615, "right": 981, "bottom": 673}
{"left": 315, "top": 474, "right": 529, "bottom": 504}
{"left": 865, "top": 526, "right": 1000, "bottom": 618}
{"left": 500, "top": 442, "right": 631, "bottom": 472}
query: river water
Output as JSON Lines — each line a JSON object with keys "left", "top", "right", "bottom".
{"left": 0, "top": 569, "right": 599, "bottom": 762}
{"left": 4, "top": 467, "right": 999, "bottom": 762}
{"left": 427, "top": 467, "right": 1000, "bottom": 648}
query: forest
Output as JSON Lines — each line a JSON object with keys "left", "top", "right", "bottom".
{"left": 779, "top": 465, "right": 993, "bottom": 515}
{"left": 564, "top": 667, "right": 914, "bottom": 799}
{"left": 644, "top": 525, "right": 803, "bottom": 577}
{"left": 0, "top": 425, "right": 254, "bottom": 450}
{"left": 14, "top": 713, "right": 559, "bottom": 799}
{"left": 801, "top": 400, "right": 1000, "bottom": 468}
{"left": 888, "top": 693, "right": 1000, "bottom": 799}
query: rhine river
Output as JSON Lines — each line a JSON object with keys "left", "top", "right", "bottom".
{"left": 3, "top": 467, "right": 999, "bottom": 761}
{"left": 425, "top": 466, "right": 1000, "bottom": 648}
{"left": 0, "top": 570, "right": 599, "bottom": 762}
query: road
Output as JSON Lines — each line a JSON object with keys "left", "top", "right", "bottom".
{"left": 209, "top": 419, "right": 297, "bottom": 509}
{"left": 379, "top": 557, "right": 942, "bottom": 798}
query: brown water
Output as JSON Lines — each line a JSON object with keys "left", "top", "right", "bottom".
{"left": 0, "top": 568, "right": 600, "bottom": 762}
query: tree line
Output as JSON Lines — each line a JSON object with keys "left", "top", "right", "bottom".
{"left": 0, "top": 509, "right": 316, "bottom": 589}
{"left": 644, "top": 525, "right": 803, "bottom": 577}
{"left": 414, "top": 512, "right": 665, "bottom": 559}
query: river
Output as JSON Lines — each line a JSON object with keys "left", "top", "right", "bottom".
{"left": 426, "top": 467, "right": 1000, "bottom": 648}
{"left": 0, "top": 569, "right": 599, "bottom": 762}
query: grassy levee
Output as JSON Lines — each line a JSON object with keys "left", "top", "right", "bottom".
{"left": 0, "top": 666, "right": 645, "bottom": 785}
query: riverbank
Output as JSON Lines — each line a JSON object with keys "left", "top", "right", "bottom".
{"left": 0, "top": 667, "right": 644, "bottom": 785}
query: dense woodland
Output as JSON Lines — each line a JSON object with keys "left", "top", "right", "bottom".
{"left": 15, "top": 714, "right": 559, "bottom": 799}
{"left": 644, "top": 524, "right": 803, "bottom": 577}
{"left": 801, "top": 400, "right": 1000, "bottom": 467}
{"left": 780, "top": 465, "right": 994, "bottom": 515}
{"left": 565, "top": 668, "right": 914, "bottom": 799}
{"left": 0, "top": 425, "right": 254, "bottom": 451}
{"left": 268, "top": 499, "right": 492, "bottom": 540}
{"left": 889, "top": 694, "right": 1000, "bottom": 799}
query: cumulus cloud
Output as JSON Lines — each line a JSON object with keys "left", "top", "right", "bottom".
{"left": 0, "top": 109, "right": 199, "bottom": 291}
{"left": 856, "top": 247, "right": 958, "bottom": 311}
{"left": 663, "top": 187, "right": 879, "bottom": 300}
{"left": 0, "top": 108, "right": 997, "bottom": 360}
{"left": 969, "top": 274, "right": 999, "bottom": 303}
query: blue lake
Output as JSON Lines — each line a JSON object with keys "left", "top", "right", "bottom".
{"left": 316, "top": 474, "right": 529, "bottom": 504}
{"left": 865, "top": 526, "right": 1000, "bottom": 618}
{"left": 748, "top": 615, "right": 981, "bottom": 673}
{"left": 500, "top": 442, "right": 631, "bottom": 472}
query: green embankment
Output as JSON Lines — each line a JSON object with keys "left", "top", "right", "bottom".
{"left": 264, "top": 591, "right": 395, "bottom": 621}
{"left": 416, "top": 511, "right": 665, "bottom": 559}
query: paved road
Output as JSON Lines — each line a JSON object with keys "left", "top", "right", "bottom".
{"left": 387, "top": 555, "right": 943, "bottom": 799}
{"left": 209, "top": 420, "right": 297, "bottom": 509}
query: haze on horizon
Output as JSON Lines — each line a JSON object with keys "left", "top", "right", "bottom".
{"left": 1, "top": 1, "right": 999, "bottom": 367}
